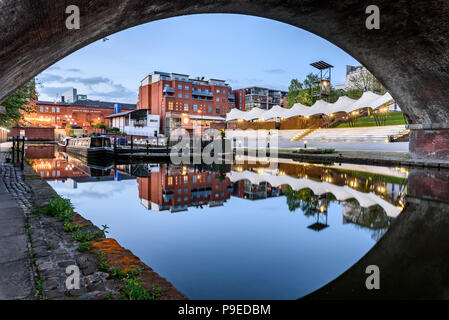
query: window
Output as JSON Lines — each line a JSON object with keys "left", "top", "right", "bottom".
{"left": 40, "top": 106, "right": 43, "bottom": 112}
{"left": 185, "top": 94, "right": 189, "bottom": 99}
{"left": 51, "top": 107, "right": 55, "bottom": 113}
{"left": 193, "top": 104, "right": 198, "bottom": 112}
{"left": 178, "top": 84, "right": 182, "bottom": 90}
{"left": 193, "top": 176, "right": 197, "bottom": 183}
{"left": 168, "top": 177, "right": 173, "bottom": 185}
{"left": 184, "top": 196, "right": 188, "bottom": 201}
{"left": 216, "top": 98, "right": 220, "bottom": 102}
{"left": 184, "top": 188, "right": 188, "bottom": 193}
{"left": 185, "top": 85, "right": 189, "bottom": 90}
{"left": 45, "top": 107, "right": 49, "bottom": 112}
{"left": 208, "top": 105, "right": 212, "bottom": 113}
{"left": 56, "top": 107, "right": 60, "bottom": 113}
{"left": 168, "top": 101, "right": 173, "bottom": 111}
{"left": 222, "top": 98, "right": 226, "bottom": 103}
{"left": 216, "top": 106, "right": 220, "bottom": 114}
{"left": 178, "top": 188, "right": 181, "bottom": 194}
{"left": 178, "top": 93, "right": 182, "bottom": 98}
{"left": 184, "top": 103, "right": 189, "bottom": 111}
{"left": 183, "top": 176, "right": 188, "bottom": 183}
{"left": 216, "top": 89, "right": 220, "bottom": 94}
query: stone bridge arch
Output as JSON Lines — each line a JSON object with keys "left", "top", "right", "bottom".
{"left": 1, "top": 0, "right": 449, "bottom": 158}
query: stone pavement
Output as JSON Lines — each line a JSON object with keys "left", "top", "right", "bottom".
{"left": 0, "top": 151, "right": 35, "bottom": 299}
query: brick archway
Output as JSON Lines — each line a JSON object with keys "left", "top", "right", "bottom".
{"left": 1, "top": 0, "right": 449, "bottom": 158}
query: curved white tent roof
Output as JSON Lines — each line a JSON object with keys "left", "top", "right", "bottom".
{"left": 226, "top": 91, "right": 394, "bottom": 122}
{"left": 227, "top": 170, "right": 402, "bottom": 218}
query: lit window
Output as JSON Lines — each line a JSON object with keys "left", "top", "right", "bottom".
{"left": 45, "top": 107, "right": 49, "bottom": 112}
{"left": 184, "top": 103, "right": 189, "bottom": 111}
{"left": 168, "top": 177, "right": 173, "bottom": 185}
{"left": 193, "top": 104, "right": 198, "bottom": 112}
{"left": 184, "top": 176, "right": 188, "bottom": 183}
{"left": 168, "top": 101, "right": 173, "bottom": 111}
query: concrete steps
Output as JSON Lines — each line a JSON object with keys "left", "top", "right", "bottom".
{"left": 294, "top": 125, "right": 407, "bottom": 143}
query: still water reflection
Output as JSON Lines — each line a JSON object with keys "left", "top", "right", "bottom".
{"left": 27, "top": 146, "right": 408, "bottom": 299}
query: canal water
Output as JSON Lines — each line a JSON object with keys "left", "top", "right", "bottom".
{"left": 27, "top": 146, "right": 408, "bottom": 299}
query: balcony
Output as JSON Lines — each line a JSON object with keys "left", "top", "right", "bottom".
{"left": 228, "top": 94, "right": 235, "bottom": 100}
{"left": 163, "top": 86, "right": 175, "bottom": 93}
{"left": 192, "top": 90, "right": 214, "bottom": 97}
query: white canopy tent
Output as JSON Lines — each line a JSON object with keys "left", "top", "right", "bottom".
{"left": 226, "top": 91, "right": 394, "bottom": 122}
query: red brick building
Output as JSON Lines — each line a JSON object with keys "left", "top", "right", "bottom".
{"left": 137, "top": 164, "right": 233, "bottom": 212}
{"left": 137, "top": 71, "right": 235, "bottom": 134}
{"left": 23, "top": 97, "right": 136, "bottom": 129}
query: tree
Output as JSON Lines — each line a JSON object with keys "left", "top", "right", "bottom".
{"left": 0, "top": 79, "right": 36, "bottom": 127}
{"left": 347, "top": 67, "right": 386, "bottom": 95}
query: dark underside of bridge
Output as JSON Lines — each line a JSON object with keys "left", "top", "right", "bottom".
{"left": 1, "top": 1, "right": 449, "bottom": 159}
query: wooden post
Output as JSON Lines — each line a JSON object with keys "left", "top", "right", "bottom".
{"left": 146, "top": 139, "right": 149, "bottom": 155}
{"left": 130, "top": 135, "right": 133, "bottom": 150}
{"left": 11, "top": 137, "right": 15, "bottom": 164}
{"left": 20, "top": 136, "right": 25, "bottom": 171}
{"left": 16, "top": 136, "right": 20, "bottom": 166}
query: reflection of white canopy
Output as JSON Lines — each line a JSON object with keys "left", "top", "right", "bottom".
{"left": 226, "top": 91, "right": 394, "bottom": 121}
{"left": 227, "top": 170, "right": 402, "bottom": 218}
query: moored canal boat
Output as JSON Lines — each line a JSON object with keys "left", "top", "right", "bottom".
{"left": 57, "top": 137, "right": 71, "bottom": 152}
{"left": 66, "top": 136, "right": 113, "bottom": 162}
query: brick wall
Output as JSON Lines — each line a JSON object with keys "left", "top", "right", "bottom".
{"left": 8, "top": 127, "right": 55, "bottom": 141}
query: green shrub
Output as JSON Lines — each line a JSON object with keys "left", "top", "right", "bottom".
{"left": 42, "top": 196, "right": 74, "bottom": 222}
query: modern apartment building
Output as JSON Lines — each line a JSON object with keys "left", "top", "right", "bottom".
{"left": 137, "top": 71, "right": 235, "bottom": 135}
{"left": 233, "top": 86, "right": 288, "bottom": 111}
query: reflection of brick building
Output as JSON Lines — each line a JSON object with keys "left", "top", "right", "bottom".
{"left": 23, "top": 90, "right": 136, "bottom": 129}
{"left": 137, "top": 71, "right": 235, "bottom": 135}
{"left": 30, "top": 156, "right": 90, "bottom": 180}
{"left": 137, "top": 164, "right": 233, "bottom": 212}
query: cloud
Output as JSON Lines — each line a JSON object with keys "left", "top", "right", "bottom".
{"left": 37, "top": 67, "right": 137, "bottom": 103}
{"left": 264, "top": 68, "right": 287, "bottom": 74}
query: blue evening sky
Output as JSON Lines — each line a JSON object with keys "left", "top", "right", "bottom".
{"left": 37, "top": 14, "right": 359, "bottom": 103}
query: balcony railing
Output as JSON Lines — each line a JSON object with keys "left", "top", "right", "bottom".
{"left": 192, "top": 90, "right": 214, "bottom": 97}
{"left": 163, "top": 86, "right": 175, "bottom": 93}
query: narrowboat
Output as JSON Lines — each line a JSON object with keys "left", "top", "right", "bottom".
{"left": 57, "top": 137, "right": 71, "bottom": 152}
{"left": 66, "top": 136, "right": 113, "bottom": 162}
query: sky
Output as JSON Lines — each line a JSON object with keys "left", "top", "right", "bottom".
{"left": 37, "top": 14, "right": 359, "bottom": 104}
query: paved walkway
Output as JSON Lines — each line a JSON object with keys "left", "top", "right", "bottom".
{"left": 0, "top": 151, "right": 34, "bottom": 299}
